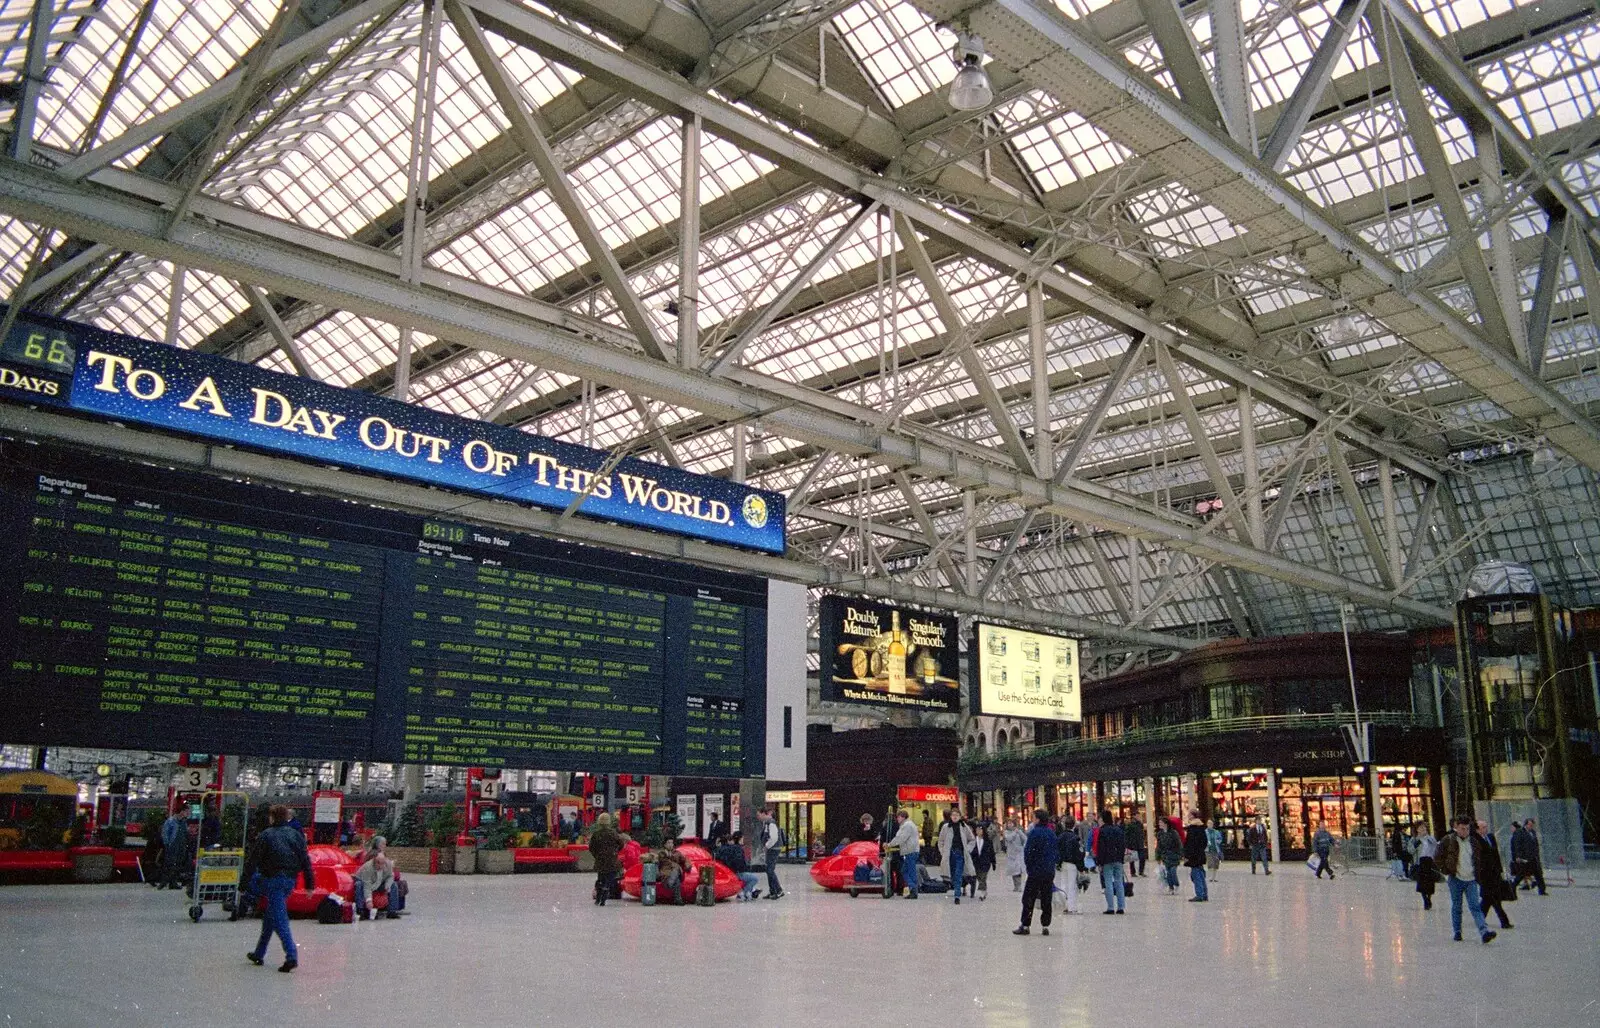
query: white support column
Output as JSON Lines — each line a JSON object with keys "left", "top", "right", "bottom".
{"left": 677, "top": 113, "right": 701, "bottom": 369}
{"left": 1370, "top": 763, "right": 1387, "bottom": 862}
{"left": 1238, "top": 387, "right": 1263, "bottom": 547}
{"left": 6, "top": 0, "right": 54, "bottom": 163}
{"left": 164, "top": 267, "right": 187, "bottom": 347}
{"left": 1378, "top": 457, "right": 1402, "bottom": 586}
{"left": 1142, "top": 777, "right": 1156, "bottom": 856}
{"left": 1211, "top": 0, "right": 1254, "bottom": 149}
{"left": 1029, "top": 284, "right": 1051, "bottom": 472}
{"left": 1266, "top": 767, "right": 1282, "bottom": 864}
{"left": 731, "top": 422, "right": 746, "bottom": 483}
{"left": 964, "top": 489, "right": 979, "bottom": 596}
{"left": 396, "top": 0, "right": 443, "bottom": 402}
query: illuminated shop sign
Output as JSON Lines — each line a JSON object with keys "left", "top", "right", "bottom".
{"left": 969, "top": 622, "right": 1081, "bottom": 722}
{"left": 898, "top": 786, "right": 959, "bottom": 803}
{"left": 0, "top": 310, "right": 785, "bottom": 553}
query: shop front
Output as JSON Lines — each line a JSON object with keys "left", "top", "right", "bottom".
{"left": 961, "top": 726, "right": 1446, "bottom": 860}
{"left": 766, "top": 789, "right": 826, "bottom": 861}
{"left": 897, "top": 785, "right": 958, "bottom": 849}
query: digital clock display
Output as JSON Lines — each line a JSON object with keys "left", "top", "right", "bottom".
{"left": 2, "top": 324, "right": 76, "bottom": 374}
{"left": 421, "top": 521, "right": 467, "bottom": 544}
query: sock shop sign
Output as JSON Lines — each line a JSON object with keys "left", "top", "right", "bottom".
{"left": 0, "top": 310, "right": 785, "bottom": 553}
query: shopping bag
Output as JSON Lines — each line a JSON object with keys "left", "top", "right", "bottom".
{"left": 1306, "top": 856, "right": 1320, "bottom": 872}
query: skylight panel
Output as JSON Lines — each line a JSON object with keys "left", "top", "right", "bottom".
{"left": 1477, "top": 24, "right": 1600, "bottom": 137}
{"left": 1413, "top": 0, "right": 1518, "bottom": 37}
{"left": 1287, "top": 100, "right": 1433, "bottom": 208}
{"left": 1125, "top": 184, "right": 1245, "bottom": 255}
{"left": 833, "top": 0, "right": 949, "bottom": 109}
{"left": 431, "top": 189, "right": 585, "bottom": 293}
{"left": 294, "top": 311, "right": 417, "bottom": 388}
{"left": 33, "top": 0, "right": 283, "bottom": 158}
{"left": 998, "top": 95, "right": 1133, "bottom": 192}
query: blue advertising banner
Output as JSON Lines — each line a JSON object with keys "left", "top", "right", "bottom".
{"left": 0, "top": 309, "right": 785, "bottom": 553}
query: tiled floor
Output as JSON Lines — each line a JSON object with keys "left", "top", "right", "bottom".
{"left": 1, "top": 864, "right": 1595, "bottom": 1026}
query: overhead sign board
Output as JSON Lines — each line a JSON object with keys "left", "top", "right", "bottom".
{"left": 969, "top": 622, "right": 1081, "bottom": 722}
{"left": 0, "top": 309, "right": 785, "bottom": 553}
{"left": 816, "top": 594, "right": 960, "bottom": 712}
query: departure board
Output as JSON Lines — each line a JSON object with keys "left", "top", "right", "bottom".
{"left": 0, "top": 444, "right": 769, "bottom": 773}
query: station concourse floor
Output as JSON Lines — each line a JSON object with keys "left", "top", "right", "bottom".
{"left": 2, "top": 864, "right": 1596, "bottom": 1027}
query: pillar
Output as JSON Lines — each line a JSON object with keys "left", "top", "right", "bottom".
{"left": 1369, "top": 764, "right": 1386, "bottom": 862}
{"left": 401, "top": 764, "right": 424, "bottom": 803}
{"left": 739, "top": 777, "right": 766, "bottom": 850}
{"left": 1141, "top": 777, "right": 1156, "bottom": 854}
{"left": 1266, "top": 768, "right": 1282, "bottom": 864}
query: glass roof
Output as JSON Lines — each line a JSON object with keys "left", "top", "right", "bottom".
{"left": 1, "top": 0, "right": 1597, "bottom": 656}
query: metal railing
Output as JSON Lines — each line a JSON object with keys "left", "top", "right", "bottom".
{"left": 958, "top": 711, "right": 1428, "bottom": 775}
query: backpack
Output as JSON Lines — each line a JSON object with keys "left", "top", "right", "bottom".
{"left": 316, "top": 895, "right": 352, "bottom": 924}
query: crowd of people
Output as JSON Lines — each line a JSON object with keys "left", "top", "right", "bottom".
{"left": 586, "top": 807, "right": 789, "bottom": 907}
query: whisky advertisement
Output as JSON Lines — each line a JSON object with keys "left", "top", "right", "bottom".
{"left": 970, "top": 623, "right": 1080, "bottom": 722}
{"left": 816, "top": 594, "right": 960, "bottom": 712}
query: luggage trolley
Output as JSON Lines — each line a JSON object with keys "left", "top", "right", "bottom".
{"left": 185, "top": 790, "right": 250, "bottom": 922}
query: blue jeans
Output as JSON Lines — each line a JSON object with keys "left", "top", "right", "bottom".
{"left": 1448, "top": 876, "right": 1489, "bottom": 938}
{"left": 736, "top": 871, "right": 761, "bottom": 898}
{"left": 901, "top": 852, "right": 920, "bottom": 895}
{"left": 1101, "top": 862, "right": 1125, "bottom": 911}
{"left": 764, "top": 861, "right": 781, "bottom": 896}
{"left": 1190, "top": 865, "right": 1208, "bottom": 900}
{"left": 948, "top": 851, "right": 966, "bottom": 900}
{"left": 251, "top": 874, "right": 298, "bottom": 962}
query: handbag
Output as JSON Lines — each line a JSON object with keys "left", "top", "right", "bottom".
{"left": 1084, "top": 853, "right": 1096, "bottom": 871}
{"left": 1501, "top": 877, "right": 1518, "bottom": 902}
{"left": 1122, "top": 878, "right": 1133, "bottom": 897}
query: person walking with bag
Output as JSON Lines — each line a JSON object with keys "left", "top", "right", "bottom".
{"left": 1437, "top": 814, "right": 1496, "bottom": 944}
{"left": 1311, "top": 825, "right": 1336, "bottom": 879}
{"left": 1156, "top": 818, "right": 1183, "bottom": 894}
{"left": 1205, "top": 818, "right": 1223, "bottom": 883}
{"left": 971, "top": 824, "right": 996, "bottom": 900}
{"left": 1056, "top": 815, "right": 1084, "bottom": 915}
{"left": 1094, "top": 809, "right": 1127, "bottom": 915}
{"left": 937, "top": 810, "right": 975, "bottom": 905}
{"left": 1002, "top": 818, "right": 1027, "bottom": 892}
{"left": 1476, "top": 820, "right": 1513, "bottom": 930}
{"left": 1012, "top": 809, "right": 1058, "bottom": 935}
{"left": 1510, "top": 819, "right": 1547, "bottom": 895}
{"left": 1183, "top": 813, "right": 1210, "bottom": 902}
{"left": 1414, "top": 827, "right": 1440, "bottom": 910}
{"left": 245, "top": 805, "right": 315, "bottom": 973}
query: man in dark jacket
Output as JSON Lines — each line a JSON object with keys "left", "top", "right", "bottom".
{"left": 1510, "top": 819, "right": 1547, "bottom": 895}
{"left": 1094, "top": 809, "right": 1127, "bottom": 914}
{"left": 1437, "top": 814, "right": 1497, "bottom": 944}
{"left": 1475, "top": 820, "right": 1512, "bottom": 930}
{"left": 1246, "top": 818, "right": 1271, "bottom": 875}
{"left": 587, "top": 812, "right": 624, "bottom": 906}
{"left": 1125, "top": 815, "right": 1147, "bottom": 877}
{"left": 1182, "top": 813, "right": 1210, "bottom": 901}
{"left": 245, "top": 805, "right": 315, "bottom": 973}
{"left": 1013, "top": 809, "right": 1058, "bottom": 935}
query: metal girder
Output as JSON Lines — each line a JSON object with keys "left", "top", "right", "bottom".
{"left": 1055, "top": 334, "right": 1146, "bottom": 483}
{"left": 242, "top": 284, "right": 318, "bottom": 379}
{"left": 1262, "top": 0, "right": 1369, "bottom": 171}
{"left": 952, "top": 0, "right": 1600, "bottom": 467}
{"left": 1151, "top": 337, "right": 1252, "bottom": 541}
{"left": 705, "top": 201, "right": 879, "bottom": 375}
{"left": 1526, "top": 209, "right": 1569, "bottom": 377}
{"left": 465, "top": 0, "right": 1479, "bottom": 485}
{"left": 1134, "top": 0, "right": 1226, "bottom": 128}
{"left": 1085, "top": 533, "right": 1132, "bottom": 621}
{"left": 0, "top": 403, "right": 1194, "bottom": 651}
{"left": 896, "top": 211, "right": 1038, "bottom": 475}
{"left": 1210, "top": 0, "right": 1253, "bottom": 150}
{"left": 1378, "top": 0, "right": 1600, "bottom": 253}
{"left": 1327, "top": 439, "right": 1397, "bottom": 591}
{"left": 0, "top": 155, "right": 1454, "bottom": 623}
{"left": 58, "top": 0, "right": 405, "bottom": 182}
{"left": 447, "top": 0, "right": 666, "bottom": 362}
{"left": 1367, "top": 10, "right": 1518, "bottom": 354}
{"left": 6, "top": 0, "right": 55, "bottom": 163}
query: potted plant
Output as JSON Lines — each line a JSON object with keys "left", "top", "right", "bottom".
{"left": 386, "top": 802, "right": 434, "bottom": 874}
{"left": 476, "top": 819, "right": 520, "bottom": 874}
{"left": 427, "top": 803, "right": 465, "bottom": 874}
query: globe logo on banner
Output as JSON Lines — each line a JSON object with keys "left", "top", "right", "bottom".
{"left": 741, "top": 493, "right": 769, "bottom": 529}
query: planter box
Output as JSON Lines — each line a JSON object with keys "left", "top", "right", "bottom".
{"left": 70, "top": 847, "right": 115, "bottom": 883}
{"left": 389, "top": 846, "right": 453, "bottom": 874}
{"left": 477, "top": 849, "right": 514, "bottom": 874}
{"left": 454, "top": 844, "right": 477, "bottom": 874}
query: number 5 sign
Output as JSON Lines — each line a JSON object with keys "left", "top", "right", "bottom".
{"left": 173, "top": 767, "right": 208, "bottom": 791}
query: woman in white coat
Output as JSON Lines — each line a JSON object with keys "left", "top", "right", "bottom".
{"left": 1002, "top": 818, "right": 1027, "bottom": 891}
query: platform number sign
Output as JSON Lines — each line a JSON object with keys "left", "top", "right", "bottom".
{"left": 173, "top": 767, "right": 208, "bottom": 791}
{"left": 479, "top": 778, "right": 501, "bottom": 800}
